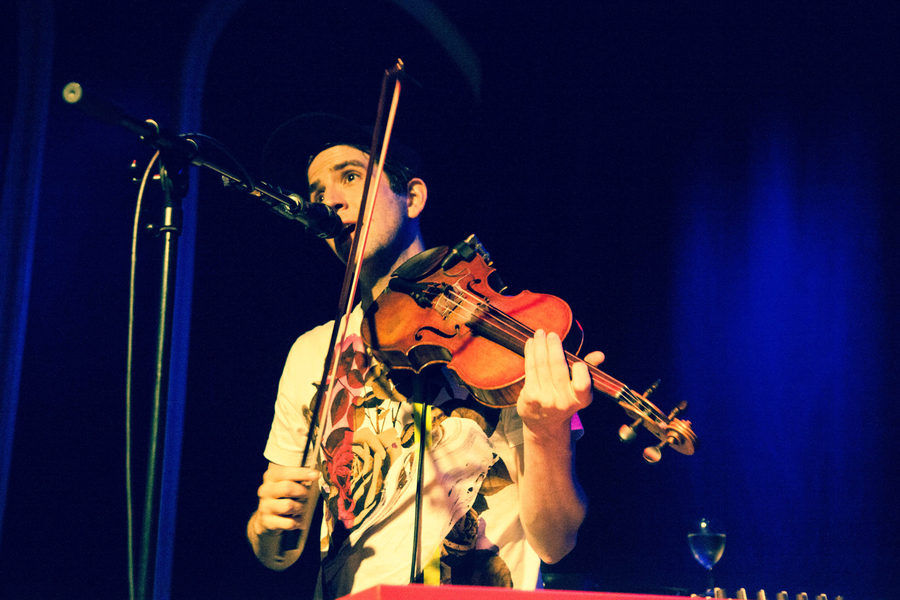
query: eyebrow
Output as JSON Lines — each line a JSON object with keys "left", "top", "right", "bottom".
{"left": 308, "top": 159, "right": 369, "bottom": 196}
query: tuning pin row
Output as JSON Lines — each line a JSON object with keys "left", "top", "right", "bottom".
{"left": 730, "top": 590, "right": 838, "bottom": 600}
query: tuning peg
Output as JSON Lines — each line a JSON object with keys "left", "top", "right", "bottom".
{"left": 618, "top": 418, "right": 642, "bottom": 443}
{"left": 638, "top": 401, "right": 687, "bottom": 449}
{"left": 643, "top": 429, "right": 676, "bottom": 463}
{"left": 646, "top": 411, "right": 698, "bottom": 462}
{"left": 618, "top": 381, "right": 660, "bottom": 443}
{"left": 668, "top": 400, "right": 688, "bottom": 419}
{"left": 643, "top": 441, "right": 665, "bottom": 463}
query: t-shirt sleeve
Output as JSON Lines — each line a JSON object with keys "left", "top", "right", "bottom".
{"left": 263, "top": 322, "right": 332, "bottom": 466}
{"left": 570, "top": 411, "right": 585, "bottom": 441}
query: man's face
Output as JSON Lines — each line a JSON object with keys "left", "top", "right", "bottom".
{"left": 307, "top": 145, "right": 412, "bottom": 264}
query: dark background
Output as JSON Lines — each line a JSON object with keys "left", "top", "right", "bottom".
{"left": 2, "top": 1, "right": 898, "bottom": 599}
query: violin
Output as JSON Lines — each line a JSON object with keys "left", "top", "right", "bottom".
{"left": 361, "top": 234, "right": 697, "bottom": 463}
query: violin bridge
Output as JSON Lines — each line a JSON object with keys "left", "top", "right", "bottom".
{"left": 433, "top": 283, "right": 464, "bottom": 320}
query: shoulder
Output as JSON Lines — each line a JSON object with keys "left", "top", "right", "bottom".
{"left": 284, "top": 305, "right": 364, "bottom": 367}
{"left": 286, "top": 318, "right": 336, "bottom": 360}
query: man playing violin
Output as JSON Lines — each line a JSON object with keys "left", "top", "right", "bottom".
{"left": 246, "top": 114, "right": 605, "bottom": 599}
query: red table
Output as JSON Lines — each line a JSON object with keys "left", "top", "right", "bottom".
{"left": 340, "top": 584, "right": 704, "bottom": 600}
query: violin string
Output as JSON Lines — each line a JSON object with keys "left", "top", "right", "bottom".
{"left": 406, "top": 277, "right": 669, "bottom": 424}
{"left": 429, "top": 282, "right": 665, "bottom": 419}
{"left": 439, "top": 282, "right": 592, "bottom": 366}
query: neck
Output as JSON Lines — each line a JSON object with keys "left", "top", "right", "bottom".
{"left": 359, "top": 234, "right": 426, "bottom": 309}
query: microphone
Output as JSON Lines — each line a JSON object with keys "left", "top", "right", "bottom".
{"left": 63, "top": 81, "right": 343, "bottom": 238}
{"left": 263, "top": 191, "right": 344, "bottom": 239}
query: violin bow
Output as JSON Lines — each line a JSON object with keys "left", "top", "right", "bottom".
{"left": 279, "top": 61, "right": 407, "bottom": 553}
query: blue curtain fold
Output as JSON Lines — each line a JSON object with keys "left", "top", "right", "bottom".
{"left": 0, "top": 0, "right": 54, "bottom": 549}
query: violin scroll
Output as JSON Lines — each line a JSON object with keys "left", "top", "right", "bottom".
{"left": 643, "top": 416, "right": 696, "bottom": 463}
{"left": 618, "top": 384, "right": 697, "bottom": 463}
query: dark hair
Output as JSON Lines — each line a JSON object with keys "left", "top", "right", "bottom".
{"left": 327, "top": 143, "right": 417, "bottom": 197}
{"left": 261, "top": 113, "right": 425, "bottom": 201}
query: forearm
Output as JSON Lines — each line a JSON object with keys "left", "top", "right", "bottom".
{"left": 518, "top": 422, "right": 587, "bottom": 564}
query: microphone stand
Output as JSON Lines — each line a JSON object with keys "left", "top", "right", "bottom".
{"left": 410, "top": 374, "right": 428, "bottom": 584}
{"left": 137, "top": 149, "right": 187, "bottom": 600}
{"left": 60, "top": 81, "right": 342, "bottom": 600}
{"left": 61, "top": 82, "right": 343, "bottom": 239}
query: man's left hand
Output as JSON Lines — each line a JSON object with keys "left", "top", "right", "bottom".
{"left": 518, "top": 329, "right": 604, "bottom": 439}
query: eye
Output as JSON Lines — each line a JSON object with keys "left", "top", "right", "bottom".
{"left": 344, "top": 171, "right": 360, "bottom": 184}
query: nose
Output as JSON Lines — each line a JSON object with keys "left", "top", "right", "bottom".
{"left": 320, "top": 188, "right": 349, "bottom": 214}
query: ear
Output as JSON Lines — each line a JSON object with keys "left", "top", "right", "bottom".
{"left": 405, "top": 178, "right": 427, "bottom": 219}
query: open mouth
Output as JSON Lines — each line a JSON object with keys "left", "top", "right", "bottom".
{"left": 336, "top": 224, "right": 355, "bottom": 251}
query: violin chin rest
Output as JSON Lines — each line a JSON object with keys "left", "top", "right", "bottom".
{"left": 391, "top": 245, "right": 449, "bottom": 281}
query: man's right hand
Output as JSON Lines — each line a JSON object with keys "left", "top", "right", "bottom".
{"left": 253, "top": 462, "right": 320, "bottom": 535}
{"left": 248, "top": 462, "right": 320, "bottom": 570}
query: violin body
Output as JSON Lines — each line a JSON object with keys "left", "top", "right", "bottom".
{"left": 361, "top": 236, "right": 697, "bottom": 461}
{"left": 362, "top": 243, "right": 578, "bottom": 407}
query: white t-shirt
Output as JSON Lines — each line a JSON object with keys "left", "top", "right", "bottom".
{"left": 265, "top": 305, "right": 580, "bottom": 599}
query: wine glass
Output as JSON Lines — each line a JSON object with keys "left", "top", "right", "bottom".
{"left": 688, "top": 518, "right": 726, "bottom": 596}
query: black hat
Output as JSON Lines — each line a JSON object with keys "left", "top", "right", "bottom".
{"left": 260, "top": 113, "right": 424, "bottom": 197}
